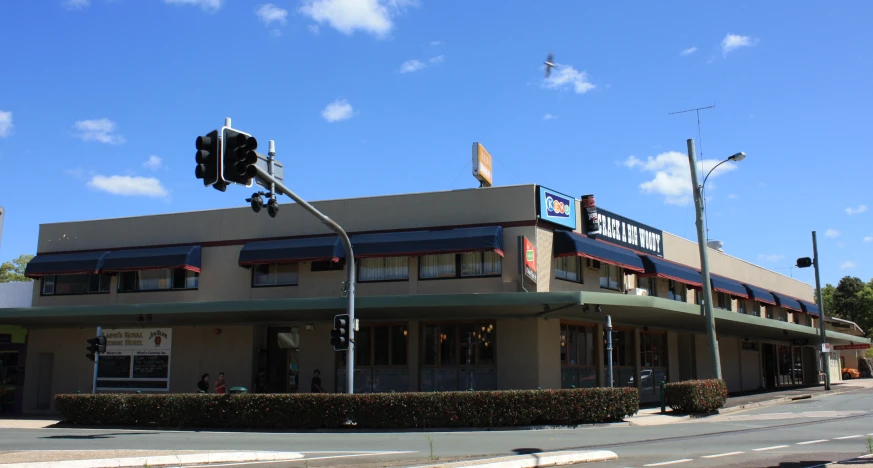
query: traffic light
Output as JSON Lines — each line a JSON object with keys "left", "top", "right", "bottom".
{"left": 796, "top": 257, "right": 813, "bottom": 268}
{"left": 330, "top": 314, "right": 350, "bottom": 351}
{"left": 85, "top": 336, "right": 106, "bottom": 362}
{"left": 195, "top": 130, "right": 224, "bottom": 191}
{"left": 222, "top": 128, "right": 258, "bottom": 186}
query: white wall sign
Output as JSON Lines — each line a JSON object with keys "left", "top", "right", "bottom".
{"left": 96, "top": 328, "right": 173, "bottom": 392}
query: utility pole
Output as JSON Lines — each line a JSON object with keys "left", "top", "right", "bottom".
{"left": 687, "top": 138, "right": 723, "bottom": 380}
{"left": 812, "top": 231, "right": 831, "bottom": 390}
{"left": 92, "top": 326, "right": 102, "bottom": 394}
{"left": 606, "top": 316, "right": 614, "bottom": 388}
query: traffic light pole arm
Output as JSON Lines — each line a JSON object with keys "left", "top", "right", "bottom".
{"left": 252, "top": 165, "right": 357, "bottom": 395}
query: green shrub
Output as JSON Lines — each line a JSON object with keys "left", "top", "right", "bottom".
{"left": 55, "top": 387, "right": 639, "bottom": 429}
{"left": 665, "top": 379, "right": 728, "bottom": 414}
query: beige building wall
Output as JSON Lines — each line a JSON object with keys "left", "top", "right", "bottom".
{"left": 23, "top": 329, "right": 96, "bottom": 413}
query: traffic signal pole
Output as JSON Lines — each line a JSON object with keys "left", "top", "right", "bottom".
{"left": 812, "top": 231, "right": 831, "bottom": 390}
{"left": 92, "top": 326, "right": 101, "bottom": 394}
{"left": 251, "top": 164, "right": 357, "bottom": 394}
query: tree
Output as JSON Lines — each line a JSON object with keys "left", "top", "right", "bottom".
{"left": 827, "top": 276, "right": 873, "bottom": 337}
{"left": 0, "top": 254, "right": 34, "bottom": 283}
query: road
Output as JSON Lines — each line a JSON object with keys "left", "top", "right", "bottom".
{"left": 0, "top": 387, "right": 871, "bottom": 467}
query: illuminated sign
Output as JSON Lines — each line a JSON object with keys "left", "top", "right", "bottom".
{"left": 472, "top": 143, "right": 493, "bottom": 187}
{"left": 537, "top": 186, "right": 576, "bottom": 230}
{"left": 519, "top": 236, "right": 537, "bottom": 284}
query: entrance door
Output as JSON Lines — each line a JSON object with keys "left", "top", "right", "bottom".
{"left": 762, "top": 344, "right": 776, "bottom": 389}
{"left": 36, "top": 353, "right": 53, "bottom": 410}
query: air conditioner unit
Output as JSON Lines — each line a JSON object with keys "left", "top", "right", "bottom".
{"left": 632, "top": 288, "right": 649, "bottom": 296}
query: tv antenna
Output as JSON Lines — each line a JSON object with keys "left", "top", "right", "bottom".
{"left": 670, "top": 104, "right": 715, "bottom": 240}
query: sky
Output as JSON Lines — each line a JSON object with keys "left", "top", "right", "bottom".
{"left": 0, "top": 0, "right": 871, "bottom": 289}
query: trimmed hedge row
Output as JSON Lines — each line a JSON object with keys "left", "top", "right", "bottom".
{"left": 666, "top": 379, "right": 728, "bottom": 414}
{"left": 56, "top": 388, "right": 639, "bottom": 429}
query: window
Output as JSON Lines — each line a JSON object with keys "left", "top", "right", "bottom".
{"left": 419, "top": 252, "right": 502, "bottom": 279}
{"left": 311, "top": 260, "right": 344, "bottom": 272}
{"left": 41, "top": 273, "right": 110, "bottom": 295}
{"left": 556, "top": 257, "right": 582, "bottom": 283}
{"left": 339, "top": 324, "right": 409, "bottom": 368}
{"left": 599, "top": 263, "right": 624, "bottom": 290}
{"left": 422, "top": 322, "right": 495, "bottom": 366}
{"left": 359, "top": 257, "right": 409, "bottom": 282}
{"left": 560, "top": 324, "right": 594, "bottom": 366}
{"left": 252, "top": 263, "right": 298, "bottom": 286}
{"left": 777, "top": 308, "right": 789, "bottom": 322}
{"left": 793, "top": 313, "right": 810, "bottom": 326}
{"left": 668, "top": 280, "right": 686, "bottom": 302}
{"left": 117, "top": 268, "right": 199, "bottom": 292}
{"left": 738, "top": 299, "right": 748, "bottom": 314}
{"left": 637, "top": 276, "right": 655, "bottom": 296}
{"left": 715, "top": 292, "right": 732, "bottom": 311}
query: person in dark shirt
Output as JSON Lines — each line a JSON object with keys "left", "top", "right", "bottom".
{"left": 197, "top": 373, "right": 210, "bottom": 393}
{"left": 310, "top": 369, "right": 324, "bottom": 393}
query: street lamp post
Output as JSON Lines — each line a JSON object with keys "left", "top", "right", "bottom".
{"left": 686, "top": 139, "right": 746, "bottom": 380}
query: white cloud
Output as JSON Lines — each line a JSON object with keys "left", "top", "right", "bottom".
{"left": 143, "top": 155, "right": 163, "bottom": 170}
{"left": 722, "top": 33, "right": 756, "bottom": 55}
{"left": 825, "top": 228, "right": 840, "bottom": 238}
{"left": 840, "top": 260, "right": 856, "bottom": 269}
{"left": 299, "top": 0, "right": 416, "bottom": 37}
{"left": 0, "top": 110, "right": 12, "bottom": 137}
{"left": 72, "top": 118, "right": 125, "bottom": 145}
{"left": 727, "top": 193, "right": 739, "bottom": 199}
{"left": 845, "top": 204, "right": 868, "bottom": 215}
{"left": 308, "top": 24, "right": 320, "bottom": 34}
{"left": 542, "top": 64, "right": 595, "bottom": 94}
{"left": 758, "top": 254, "right": 784, "bottom": 262}
{"left": 63, "top": 0, "right": 90, "bottom": 10}
{"left": 255, "top": 4, "right": 288, "bottom": 26}
{"left": 543, "top": 113, "right": 557, "bottom": 121}
{"left": 87, "top": 175, "right": 169, "bottom": 198}
{"left": 321, "top": 99, "right": 353, "bottom": 122}
{"left": 429, "top": 40, "right": 441, "bottom": 46}
{"left": 399, "top": 59, "right": 426, "bottom": 73}
{"left": 680, "top": 47, "right": 697, "bottom": 56}
{"left": 622, "top": 151, "right": 738, "bottom": 205}
{"left": 430, "top": 55, "right": 445, "bottom": 64}
{"left": 864, "top": 236, "right": 873, "bottom": 243}
{"left": 164, "top": 0, "right": 222, "bottom": 11}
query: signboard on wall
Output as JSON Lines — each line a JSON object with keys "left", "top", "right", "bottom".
{"left": 833, "top": 344, "right": 871, "bottom": 351}
{"left": 96, "top": 328, "right": 173, "bottom": 392}
{"left": 472, "top": 143, "right": 493, "bottom": 187}
{"left": 586, "top": 207, "right": 664, "bottom": 257}
{"left": 519, "top": 236, "right": 537, "bottom": 284}
{"left": 537, "top": 186, "right": 576, "bottom": 230}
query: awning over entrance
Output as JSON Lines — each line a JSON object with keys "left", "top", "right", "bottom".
{"left": 24, "top": 251, "right": 109, "bottom": 278}
{"left": 771, "top": 292, "right": 802, "bottom": 312}
{"left": 711, "top": 274, "right": 749, "bottom": 299}
{"left": 553, "top": 231, "right": 645, "bottom": 273}
{"left": 238, "top": 236, "right": 342, "bottom": 266}
{"left": 743, "top": 283, "right": 777, "bottom": 306}
{"left": 799, "top": 300, "right": 820, "bottom": 316}
{"left": 102, "top": 245, "right": 201, "bottom": 273}
{"left": 639, "top": 255, "right": 701, "bottom": 287}
{"left": 350, "top": 226, "right": 505, "bottom": 258}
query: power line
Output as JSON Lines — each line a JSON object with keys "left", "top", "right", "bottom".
{"left": 670, "top": 104, "right": 715, "bottom": 240}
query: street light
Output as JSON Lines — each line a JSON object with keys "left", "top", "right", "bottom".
{"left": 701, "top": 152, "right": 746, "bottom": 242}
{"left": 687, "top": 140, "right": 746, "bottom": 380}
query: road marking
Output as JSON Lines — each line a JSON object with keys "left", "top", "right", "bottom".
{"left": 753, "top": 445, "right": 790, "bottom": 451}
{"left": 797, "top": 439, "right": 828, "bottom": 445}
{"left": 643, "top": 460, "right": 693, "bottom": 466}
{"left": 204, "top": 451, "right": 416, "bottom": 466}
{"left": 834, "top": 435, "right": 864, "bottom": 440}
{"left": 702, "top": 452, "right": 745, "bottom": 458}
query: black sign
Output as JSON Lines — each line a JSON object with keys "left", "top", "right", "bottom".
{"left": 95, "top": 380, "right": 169, "bottom": 390}
{"left": 792, "top": 338, "right": 809, "bottom": 346}
{"left": 133, "top": 355, "right": 169, "bottom": 379}
{"left": 585, "top": 208, "right": 664, "bottom": 257}
{"left": 97, "top": 355, "right": 131, "bottom": 379}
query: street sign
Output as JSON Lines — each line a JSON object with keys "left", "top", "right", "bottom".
{"left": 472, "top": 142, "right": 493, "bottom": 187}
{"left": 821, "top": 343, "right": 832, "bottom": 353}
{"left": 833, "top": 343, "right": 871, "bottom": 351}
{"left": 0, "top": 206, "right": 4, "bottom": 250}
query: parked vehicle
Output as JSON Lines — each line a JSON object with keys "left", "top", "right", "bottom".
{"left": 842, "top": 367, "right": 860, "bottom": 380}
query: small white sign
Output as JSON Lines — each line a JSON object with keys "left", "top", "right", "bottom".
{"left": 821, "top": 343, "right": 832, "bottom": 353}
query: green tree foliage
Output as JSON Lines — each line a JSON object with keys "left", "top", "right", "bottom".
{"left": 823, "top": 276, "right": 873, "bottom": 337}
{"left": 0, "top": 254, "right": 34, "bottom": 283}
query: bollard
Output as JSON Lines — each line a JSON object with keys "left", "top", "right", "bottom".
{"left": 660, "top": 381, "right": 667, "bottom": 414}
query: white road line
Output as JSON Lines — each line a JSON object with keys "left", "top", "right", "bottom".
{"left": 834, "top": 435, "right": 864, "bottom": 440}
{"left": 753, "top": 445, "right": 790, "bottom": 451}
{"left": 204, "top": 451, "right": 416, "bottom": 467}
{"left": 796, "top": 439, "right": 829, "bottom": 445}
{"left": 643, "top": 460, "right": 693, "bottom": 467}
{"left": 702, "top": 452, "right": 745, "bottom": 459}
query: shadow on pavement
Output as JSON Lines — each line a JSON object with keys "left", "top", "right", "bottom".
{"left": 41, "top": 432, "right": 152, "bottom": 440}
{"left": 511, "top": 448, "right": 542, "bottom": 455}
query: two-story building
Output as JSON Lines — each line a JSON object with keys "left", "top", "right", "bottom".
{"left": 0, "top": 184, "right": 867, "bottom": 414}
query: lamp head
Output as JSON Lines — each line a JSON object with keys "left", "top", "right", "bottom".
{"left": 728, "top": 152, "right": 746, "bottom": 162}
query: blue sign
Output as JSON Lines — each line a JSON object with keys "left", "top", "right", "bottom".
{"left": 537, "top": 186, "right": 577, "bottom": 230}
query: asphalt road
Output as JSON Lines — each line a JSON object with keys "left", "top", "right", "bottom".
{"left": 1, "top": 387, "right": 871, "bottom": 467}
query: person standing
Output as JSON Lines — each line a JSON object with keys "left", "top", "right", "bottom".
{"left": 310, "top": 369, "right": 324, "bottom": 393}
{"left": 197, "top": 373, "right": 210, "bottom": 393}
{"left": 215, "top": 372, "right": 227, "bottom": 394}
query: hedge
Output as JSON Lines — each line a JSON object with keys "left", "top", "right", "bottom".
{"left": 55, "top": 388, "right": 639, "bottom": 429}
{"left": 666, "top": 379, "right": 728, "bottom": 414}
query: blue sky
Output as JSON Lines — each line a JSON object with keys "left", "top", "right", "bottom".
{"left": 0, "top": 0, "right": 870, "bottom": 288}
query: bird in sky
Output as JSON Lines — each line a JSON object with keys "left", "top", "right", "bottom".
{"left": 544, "top": 52, "right": 556, "bottom": 78}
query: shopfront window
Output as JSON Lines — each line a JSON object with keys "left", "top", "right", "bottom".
{"left": 556, "top": 257, "right": 582, "bottom": 283}
{"left": 336, "top": 323, "right": 409, "bottom": 393}
{"left": 560, "top": 323, "right": 595, "bottom": 388}
{"left": 639, "top": 331, "right": 668, "bottom": 402}
{"left": 252, "top": 263, "right": 298, "bottom": 286}
{"left": 421, "top": 322, "right": 496, "bottom": 392}
{"left": 777, "top": 345, "right": 793, "bottom": 386}
{"left": 600, "top": 263, "right": 624, "bottom": 290}
{"left": 604, "top": 328, "right": 634, "bottom": 387}
{"left": 358, "top": 257, "right": 408, "bottom": 282}
{"left": 42, "top": 273, "right": 111, "bottom": 296}
{"left": 118, "top": 268, "right": 198, "bottom": 292}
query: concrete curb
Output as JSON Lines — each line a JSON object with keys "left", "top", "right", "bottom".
{"left": 718, "top": 385, "right": 861, "bottom": 415}
{"left": 414, "top": 450, "right": 618, "bottom": 467}
{"left": 0, "top": 451, "right": 304, "bottom": 468}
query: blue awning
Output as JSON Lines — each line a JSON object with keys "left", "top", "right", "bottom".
{"left": 24, "top": 251, "right": 109, "bottom": 278}
{"left": 711, "top": 274, "right": 750, "bottom": 299}
{"left": 742, "top": 283, "right": 778, "bottom": 306}
{"left": 238, "top": 236, "right": 342, "bottom": 266}
{"left": 639, "top": 256, "right": 702, "bottom": 287}
{"left": 350, "top": 226, "right": 504, "bottom": 258}
{"left": 799, "top": 300, "right": 820, "bottom": 316}
{"left": 770, "top": 291, "right": 802, "bottom": 312}
{"left": 103, "top": 246, "right": 201, "bottom": 273}
{"left": 553, "top": 231, "right": 645, "bottom": 273}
